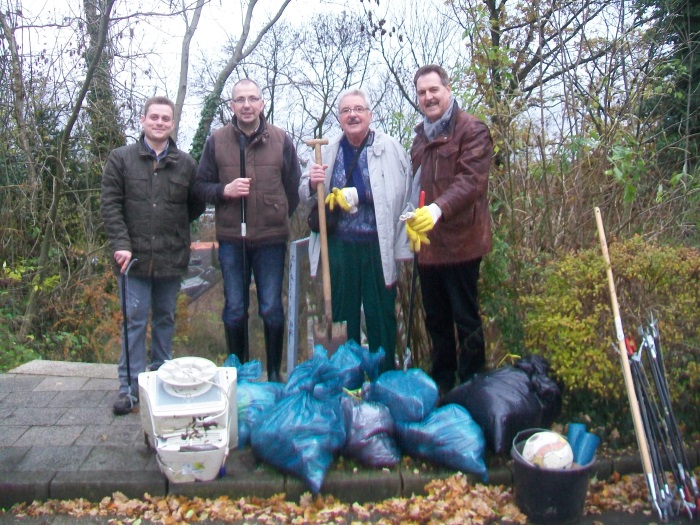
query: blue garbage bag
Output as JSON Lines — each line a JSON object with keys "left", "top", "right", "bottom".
{"left": 396, "top": 404, "right": 488, "bottom": 481}
{"left": 251, "top": 351, "right": 346, "bottom": 494}
{"left": 330, "top": 339, "right": 385, "bottom": 390}
{"left": 283, "top": 347, "right": 343, "bottom": 399}
{"left": 236, "top": 381, "right": 284, "bottom": 449}
{"left": 341, "top": 394, "right": 400, "bottom": 468}
{"left": 222, "top": 355, "right": 281, "bottom": 448}
{"left": 365, "top": 369, "right": 439, "bottom": 423}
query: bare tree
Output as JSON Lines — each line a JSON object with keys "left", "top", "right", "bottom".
{"left": 20, "top": 0, "right": 117, "bottom": 337}
{"left": 189, "top": 0, "right": 293, "bottom": 161}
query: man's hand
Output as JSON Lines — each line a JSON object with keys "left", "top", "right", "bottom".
{"left": 325, "top": 187, "right": 358, "bottom": 213}
{"left": 114, "top": 250, "right": 132, "bottom": 274}
{"left": 223, "top": 178, "right": 251, "bottom": 198}
{"left": 406, "top": 222, "right": 430, "bottom": 252}
{"left": 407, "top": 204, "right": 441, "bottom": 234}
{"left": 308, "top": 163, "right": 328, "bottom": 192}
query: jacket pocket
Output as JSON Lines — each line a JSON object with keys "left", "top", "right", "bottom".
{"left": 259, "top": 193, "right": 288, "bottom": 226}
{"left": 165, "top": 172, "right": 190, "bottom": 203}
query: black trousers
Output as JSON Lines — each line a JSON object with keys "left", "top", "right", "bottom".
{"left": 418, "top": 258, "right": 485, "bottom": 392}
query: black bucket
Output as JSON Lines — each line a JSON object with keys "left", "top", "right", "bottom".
{"left": 511, "top": 428, "right": 595, "bottom": 525}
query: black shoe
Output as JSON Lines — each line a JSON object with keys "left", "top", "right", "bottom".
{"left": 113, "top": 392, "right": 138, "bottom": 415}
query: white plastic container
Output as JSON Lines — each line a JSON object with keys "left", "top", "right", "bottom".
{"left": 138, "top": 359, "right": 237, "bottom": 483}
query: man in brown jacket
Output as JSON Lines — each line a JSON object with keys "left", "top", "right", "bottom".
{"left": 193, "top": 79, "right": 301, "bottom": 382}
{"left": 406, "top": 64, "right": 493, "bottom": 396}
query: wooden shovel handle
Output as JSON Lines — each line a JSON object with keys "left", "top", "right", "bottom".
{"left": 306, "top": 139, "right": 332, "bottom": 323}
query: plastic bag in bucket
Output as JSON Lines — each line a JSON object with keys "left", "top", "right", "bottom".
{"left": 511, "top": 428, "right": 595, "bottom": 525}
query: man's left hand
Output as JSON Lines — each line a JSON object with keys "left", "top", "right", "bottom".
{"left": 406, "top": 221, "right": 430, "bottom": 252}
{"left": 407, "top": 203, "right": 441, "bottom": 234}
{"left": 325, "top": 187, "right": 358, "bottom": 213}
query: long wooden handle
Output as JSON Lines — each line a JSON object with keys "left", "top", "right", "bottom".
{"left": 594, "top": 207, "right": 654, "bottom": 481}
{"left": 312, "top": 144, "right": 332, "bottom": 324}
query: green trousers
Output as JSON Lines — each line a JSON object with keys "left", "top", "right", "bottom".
{"left": 328, "top": 236, "right": 397, "bottom": 372}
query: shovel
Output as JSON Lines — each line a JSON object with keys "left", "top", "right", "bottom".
{"left": 306, "top": 138, "right": 347, "bottom": 354}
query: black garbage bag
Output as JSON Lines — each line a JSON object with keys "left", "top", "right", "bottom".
{"left": 364, "top": 369, "right": 439, "bottom": 423}
{"left": 515, "top": 355, "right": 562, "bottom": 428}
{"left": 341, "top": 395, "right": 400, "bottom": 468}
{"left": 252, "top": 350, "right": 346, "bottom": 494}
{"left": 395, "top": 404, "right": 488, "bottom": 481}
{"left": 444, "top": 356, "right": 562, "bottom": 455}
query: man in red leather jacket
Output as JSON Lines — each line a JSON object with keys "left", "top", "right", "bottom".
{"left": 406, "top": 64, "right": 494, "bottom": 396}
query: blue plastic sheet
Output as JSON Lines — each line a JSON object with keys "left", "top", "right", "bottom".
{"left": 236, "top": 381, "right": 284, "bottom": 449}
{"left": 365, "top": 369, "right": 439, "bottom": 423}
{"left": 396, "top": 404, "right": 488, "bottom": 481}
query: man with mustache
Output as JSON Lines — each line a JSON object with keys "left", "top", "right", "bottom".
{"left": 299, "top": 88, "right": 411, "bottom": 371}
{"left": 101, "top": 96, "right": 204, "bottom": 415}
{"left": 406, "top": 65, "right": 494, "bottom": 396}
{"left": 194, "top": 79, "right": 301, "bottom": 382}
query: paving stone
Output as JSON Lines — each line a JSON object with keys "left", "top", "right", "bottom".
{"left": 55, "top": 407, "right": 115, "bottom": 426}
{"left": 17, "top": 426, "right": 84, "bottom": 446}
{"left": 1, "top": 407, "right": 65, "bottom": 426}
{"left": 3, "top": 426, "right": 29, "bottom": 446}
{"left": 11, "top": 360, "right": 116, "bottom": 379}
{"left": 16, "top": 445, "right": 93, "bottom": 472}
{"left": 0, "top": 375, "right": 43, "bottom": 393}
{"left": 0, "top": 471, "right": 53, "bottom": 508}
{"left": 82, "top": 377, "right": 120, "bottom": 391}
{"left": 0, "top": 446, "right": 30, "bottom": 471}
{"left": 0, "top": 390, "right": 56, "bottom": 408}
{"left": 48, "top": 390, "right": 109, "bottom": 408}
{"left": 51, "top": 470, "right": 166, "bottom": 501}
{"left": 74, "top": 423, "right": 143, "bottom": 446}
{"left": 79, "top": 445, "right": 153, "bottom": 471}
{"left": 33, "top": 376, "right": 89, "bottom": 392}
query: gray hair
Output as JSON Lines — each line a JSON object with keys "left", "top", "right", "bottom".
{"left": 338, "top": 89, "right": 371, "bottom": 112}
{"left": 232, "top": 78, "right": 263, "bottom": 99}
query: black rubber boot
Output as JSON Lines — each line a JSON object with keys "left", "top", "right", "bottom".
{"left": 264, "top": 323, "right": 284, "bottom": 382}
{"left": 225, "top": 324, "right": 248, "bottom": 364}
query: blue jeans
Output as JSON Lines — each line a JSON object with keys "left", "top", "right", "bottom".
{"left": 218, "top": 241, "right": 286, "bottom": 331}
{"left": 117, "top": 274, "right": 181, "bottom": 394}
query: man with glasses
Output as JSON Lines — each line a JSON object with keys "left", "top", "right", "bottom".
{"left": 299, "top": 88, "right": 411, "bottom": 371}
{"left": 405, "top": 64, "right": 493, "bottom": 396}
{"left": 194, "top": 79, "right": 301, "bottom": 382}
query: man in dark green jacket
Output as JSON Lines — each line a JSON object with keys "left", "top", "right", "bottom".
{"left": 101, "top": 96, "right": 204, "bottom": 415}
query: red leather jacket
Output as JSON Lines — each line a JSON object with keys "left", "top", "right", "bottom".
{"left": 410, "top": 102, "right": 493, "bottom": 265}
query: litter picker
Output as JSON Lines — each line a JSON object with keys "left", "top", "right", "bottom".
{"left": 121, "top": 257, "right": 139, "bottom": 412}
{"left": 306, "top": 137, "right": 346, "bottom": 352}
{"left": 594, "top": 207, "right": 662, "bottom": 518}
{"left": 238, "top": 135, "right": 249, "bottom": 362}
{"left": 399, "top": 190, "right": 425, "bottom": 371}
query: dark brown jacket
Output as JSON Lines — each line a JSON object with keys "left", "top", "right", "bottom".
{"left": 193, "top": 118, "right": 301, "bottom": 244}
{"left": 410, "top": 102, "right": 493, "bottom": 265}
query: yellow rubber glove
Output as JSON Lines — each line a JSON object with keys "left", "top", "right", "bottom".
{"left": 406, "top": 221, "right": 430, "bottom": 253}
{"left": 325, "top": 187, "right": 352, "bottom": 212}
{"left": 408, "top": 206, "right": 437, "bottom": 234}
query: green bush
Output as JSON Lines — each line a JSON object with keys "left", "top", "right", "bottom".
{"left": 521, "top": 238, "right": 700, "bottom": 439}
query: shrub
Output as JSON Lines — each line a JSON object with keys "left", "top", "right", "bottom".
{"left": 521, "top": 238, "right": 700, "bottom": 439}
